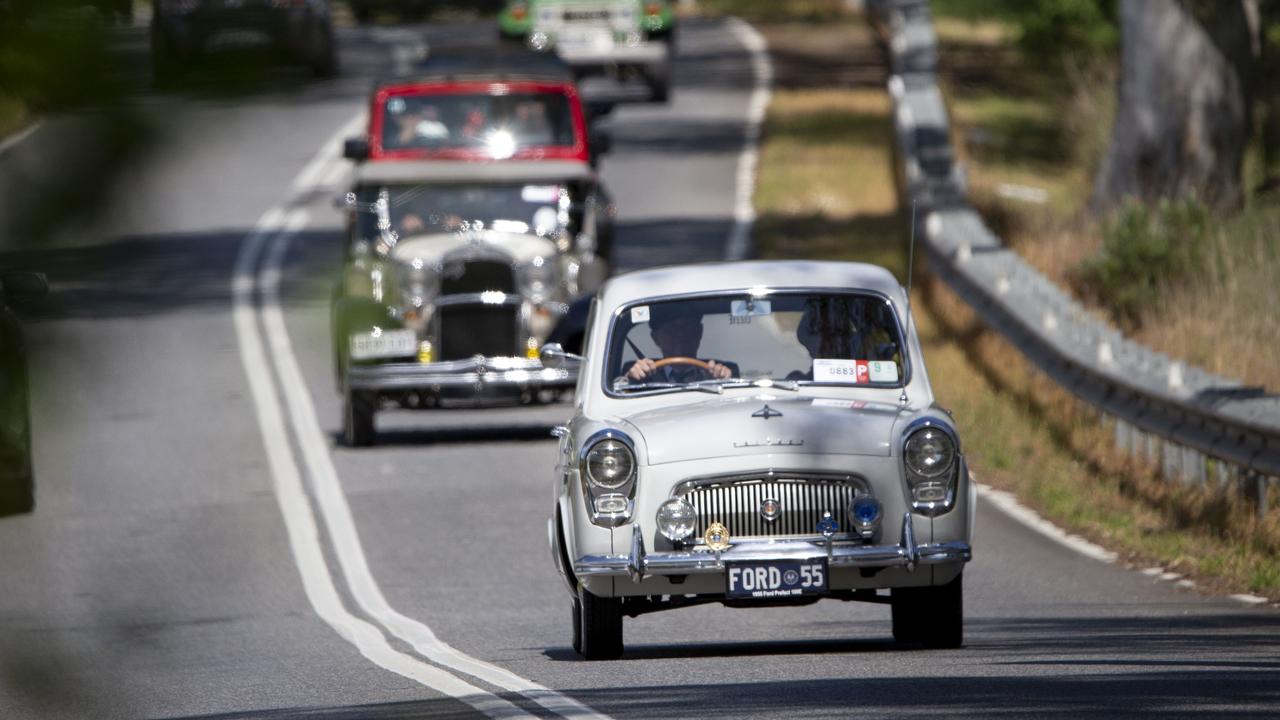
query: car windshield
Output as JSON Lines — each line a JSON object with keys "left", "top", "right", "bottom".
{"left": 605, "top": 292, "right": 907, "bottom": 395}
{"left": 379, "top": 92, "right": 576, "bottom": 155}
{"left": 357, "top": 183, "right": 568, "bottom": 240}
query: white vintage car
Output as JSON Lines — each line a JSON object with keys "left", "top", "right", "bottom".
{"left": 542, "top": 261, "right": 974, "bottom": 659}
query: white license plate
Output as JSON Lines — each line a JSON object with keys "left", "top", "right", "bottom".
{"left": 726, "top": 560, "right": 828, "bottom": 599}
{"left": 349, "top": 329, "right": 416, "bottom": 361}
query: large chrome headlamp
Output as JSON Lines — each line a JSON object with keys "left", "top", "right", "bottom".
{"left": 399, "top": 257, "right": 440, "bottom": 308}
{"left": 902, "top": 420, "right": 960, "bottom": 516}
{"left": 580, "top": 431, "right": 638, "bottom": 527}
{"left": 517, "top": 255, "right": 555, "bottom": 304}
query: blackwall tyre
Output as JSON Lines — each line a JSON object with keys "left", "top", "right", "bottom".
{"left": 576, "top": 586, "right": 622, "bottom": 660}
{"left": 570, "top": 596, "right": 583, "bottom": 654}
{"left": 343, "top": 390, "right": 376, "bottom": 447}
{"left": 891, "top": 572, "right": 963, "bottom": 649}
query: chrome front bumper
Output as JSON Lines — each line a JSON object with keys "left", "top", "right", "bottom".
{"left": 575, "top": 514, "right": 971, "bottom": 583}
{"left": 347, "top": 356, "right": 575, "bottom": 393}
{"left": 555, "top": 42, "right": 668, "bottom": 67}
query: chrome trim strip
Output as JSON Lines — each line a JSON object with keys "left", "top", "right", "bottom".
{"left": 347, "top": 358, "right": 573, "bottom": 391}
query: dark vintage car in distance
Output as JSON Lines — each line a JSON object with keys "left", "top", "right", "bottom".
{"left": 0, "top": 272, "right": 47, "bottom": 516}
{"left": 150, "top": 0, "right": 337, "bottom": 82}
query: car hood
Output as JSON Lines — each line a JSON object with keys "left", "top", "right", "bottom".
{"left": 391, "top": 230, "right": 557, "bottom": 267}
{"left": 625, "top": 394, "right": 904, "bottom": 465}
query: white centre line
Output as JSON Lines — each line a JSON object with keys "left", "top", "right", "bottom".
{"left": 233, "top": 209, "right": 533, "bottom": 719}
{"left": 235, "top": 112, "right": 607, "bottom": 718}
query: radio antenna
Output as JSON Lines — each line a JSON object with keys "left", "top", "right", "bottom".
{"left": 900, "top": 200, "right": 917, "bottom": 406}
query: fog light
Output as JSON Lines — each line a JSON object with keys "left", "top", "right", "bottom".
{"left": 594, "top": 494, "right": 629, "bottom": 515}
{"left": 850, "top": 495, "right": 881, "bottom": 529}
{"left": 656, "top": 498, "right": 696, "bottom": 541}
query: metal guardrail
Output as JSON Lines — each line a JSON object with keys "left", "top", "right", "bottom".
{"left": 865, "top": 0, "right": 1279, "bottom": 508}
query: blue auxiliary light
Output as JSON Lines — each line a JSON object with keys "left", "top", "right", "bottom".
{"left": 852, "top": 496, "right": 882, "bottom": 526}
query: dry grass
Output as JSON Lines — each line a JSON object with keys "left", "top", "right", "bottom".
{"left": 934, "top": 11, "right": 1280, "bottom": 393}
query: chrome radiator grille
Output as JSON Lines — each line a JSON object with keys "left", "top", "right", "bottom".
{"left": 677, "top": 477, "right": 864, "bottom": 540}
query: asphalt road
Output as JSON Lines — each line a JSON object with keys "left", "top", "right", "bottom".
{"left": 1, "top": 15, "right": 1278, "bottom": 720}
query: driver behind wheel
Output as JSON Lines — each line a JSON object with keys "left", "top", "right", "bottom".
{"left": 623, "top": 305, "right": 735, "bottom": 383}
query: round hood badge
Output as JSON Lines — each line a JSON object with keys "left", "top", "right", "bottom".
{"left": 760, "top": 498, "right": 781, "bottom": 522}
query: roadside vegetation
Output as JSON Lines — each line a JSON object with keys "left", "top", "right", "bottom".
{"left": 932, "top": 0, "right": 1280, "bottom": 391}
{"left": 733, "top": 2, "right": 1280, "bottom": 600}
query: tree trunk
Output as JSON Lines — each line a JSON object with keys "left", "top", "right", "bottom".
{"left": 1092, "top": 0, "right": 1256, "bottom": 213}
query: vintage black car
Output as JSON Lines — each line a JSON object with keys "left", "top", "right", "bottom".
{"left": 150, "top": 0, "right": 337, "bottom": 82}
{"left": 332, "top": 159, "right": 613, "bottom": 446}
{"left": 0, "top": 272, "right": 46, "bottom": 516}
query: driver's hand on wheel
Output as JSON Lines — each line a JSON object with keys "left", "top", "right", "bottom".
{"left": 705, "top": 360, "right": 732, "bottom": 379}
{"left": 626, "top": 358, "right": 658, "bottom": 381}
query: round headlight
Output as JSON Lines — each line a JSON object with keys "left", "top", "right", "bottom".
{"left": 656, "top": 498, "right": 696, "bottom": 541}
{"left": 904, "top": 427, "right": 956, "bottom": 478}
{"left": 584, "top": 439, "right": 635, "bottom": 489}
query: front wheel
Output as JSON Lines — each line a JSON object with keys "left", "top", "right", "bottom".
{"left": 575, "top": 585, "right": 622, "bottom": 660}
{"left": 891, "top": 572, "right": 963, "bottom": 649}
{"left": 342, "top": 389, "right": 376, "bottom": 447}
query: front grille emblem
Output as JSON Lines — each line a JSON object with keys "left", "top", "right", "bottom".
{"left": 759, "top": 498, "right": 781, "bottom": 522}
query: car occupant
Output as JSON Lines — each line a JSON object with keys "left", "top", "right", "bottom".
{"left": 790, "top": 297, "right": 900, "bottom": 380}
{"left": 624, "top": 305, "right": 735, "bottom": 383}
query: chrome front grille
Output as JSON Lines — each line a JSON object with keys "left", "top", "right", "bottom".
{"left": 676, "top": 476, "right": 865, "bottom": 541}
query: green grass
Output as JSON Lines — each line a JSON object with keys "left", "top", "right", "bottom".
{"left": 0, "top": 94, "right": 28, "bottom": 141}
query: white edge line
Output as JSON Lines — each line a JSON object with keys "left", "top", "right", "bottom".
{"left": 232, "top": 209, "right": 531, "bottom": 720}
{"left": 724, "top": 17, "right": 774, "bottom": 262}
{"left": 975, "top": 482, "right": 1119, "bottom": 564}
{"left": 979, "top": 483, "right": 1278, "bottom": 606}
{"left": 0, "top": 121, "right": 44, "bottom": 157}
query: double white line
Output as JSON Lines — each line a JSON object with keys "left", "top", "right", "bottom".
{"left": 231, "top": 116, "right": 606, "bottom": 720}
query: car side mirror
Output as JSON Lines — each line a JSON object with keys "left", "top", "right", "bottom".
{"left": 584, "top": 100, "right": 616, "bottom": 120}
{"left": 589, "top": 128, "right": 612, "bottom": 157}
{"left": 540, "top": 342, "right": 583, "bottom": 370}
{"left": 343, "top": 137, "right": 370, "bottom": 162}
{"left": 1, "top": 272, "right": 48, "bottom": 307}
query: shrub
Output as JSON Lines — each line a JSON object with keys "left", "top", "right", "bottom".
{"left": 1073, "top": 199, "right": 1209, "bottom": 326}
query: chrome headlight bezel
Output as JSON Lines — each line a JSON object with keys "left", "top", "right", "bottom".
{"left": 399, "top": 258, "right": 440, "bottom": 308}
{"left": 579, "top": 430, "right": 638, "bottom": 527}
{"left": 655, "top": 498, "right": 696, "bottom": 542}
{"left": 901, "top": 418, "right": 961, "bottom": 516}
{"left": 517, "top": 255, "right": 555, "bottom": 304}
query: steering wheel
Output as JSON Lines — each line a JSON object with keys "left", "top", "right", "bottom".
{"left": 652, "top": 357, "right": 712, "bottom": 371}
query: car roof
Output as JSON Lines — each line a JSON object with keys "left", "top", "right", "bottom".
{"left": 355, "top": 159, "right": 594, "bottom": 185}
{"left": 377, "top": 48, "right": 575, "bottom": 89}
{"left": 599, "top": 261, "right": 907, "bottom": 309}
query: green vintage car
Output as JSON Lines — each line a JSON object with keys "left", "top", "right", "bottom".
{"left": 499, "top": 0, "right": 676, "bottom": 102}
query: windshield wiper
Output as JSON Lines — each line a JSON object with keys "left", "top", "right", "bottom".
{"left": 613, "top": 380, "right": 724, "bottom": 395}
